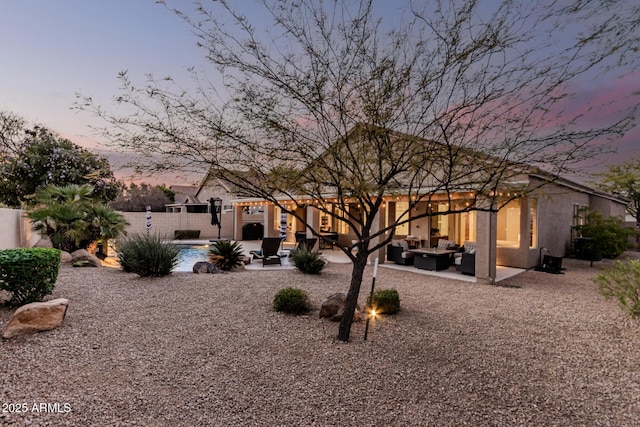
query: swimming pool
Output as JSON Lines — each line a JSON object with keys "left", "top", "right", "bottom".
{"left": 176, "top": 244, "right": 212, "bottom": 272}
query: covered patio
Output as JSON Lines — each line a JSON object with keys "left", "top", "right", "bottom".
{"left": 238, "top": 239, "right": 524, "bottom": 283}
{"left": 230, "top": 192, "right": 508, "bottom": 284}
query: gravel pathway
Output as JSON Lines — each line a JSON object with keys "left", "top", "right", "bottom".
{"left": 1, "top": 255, "right": 639, "bottom": 426}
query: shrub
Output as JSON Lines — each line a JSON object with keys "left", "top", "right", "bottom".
{"left": 574, "top": 208, "right": 636, "bottom": 259}
{"left": 174, "top": 230, "right": 201, "bottom": 239}
{"left": 208, "top": 240, "right": 244, "bottom": 271}
{"left": 0, "top": 248, "right": 61, "bottom": 305}
{"left": 273, "top": 287, "right": 311, "bottom": 314}
{"left": 290, "top": 249, "right": 326, "bottom": 274}
{"left": 116, "top": 233, "right": 180, "bottom": 277}
{"left": 27, "top": 184, "right": 128, "bottom": 252}
{"left": 594, "top": 260, "right": 640, "bottom": 318}
{"left": 367, "top": 289, "right": 400, "bottom": 315}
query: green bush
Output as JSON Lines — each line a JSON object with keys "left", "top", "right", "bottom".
{"left": 174, "top": 230, "right": 201, "bottom": 239}
{"left": 273, "top": 287, "right": 311, "bottom": 314}
{"left": 290, "top": 249, "right": 326, "bottom": 274}
{"left": 367, "top": 289, "right": 400, "bottom": 315}
{"left": 116, "top": 233, "right": 180, "bottom": 277}
{"left": 594, "top": 260, "right": 640, "bottom": 318}
{"left": 27, "top": 184, "right": 128, "bottom": 253}
{"left": 574, "top": 208, "right": 636, "bottom": 259}
{"left": 0, "top": 248, "right": 61, "bottom": 305}
{"left": 208, "top": 240, "right": 244, "bottom": 271}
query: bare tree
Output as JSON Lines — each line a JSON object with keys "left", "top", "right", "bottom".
{"left": 78, "top": 0, "right": 639, "bottom": 341}
{"left": 0, "top": 110, "right": 27, "bottom": 159}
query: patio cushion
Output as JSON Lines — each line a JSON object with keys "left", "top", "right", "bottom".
{"left": 437, "top": 239, "right": 454, "bottom": 249}
{"left": 463, "top": 241, "right": 476, "bottom": 253}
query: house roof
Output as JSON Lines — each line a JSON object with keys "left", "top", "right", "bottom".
{"left": 170, "top": 184, "right": 200, "bottom": 204}
{"left": 195, "top": 123, "right": 628, "bottom": 208}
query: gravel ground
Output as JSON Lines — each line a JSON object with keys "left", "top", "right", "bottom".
{"left": 1, "top": 255, "right": 640, "bottom": 426}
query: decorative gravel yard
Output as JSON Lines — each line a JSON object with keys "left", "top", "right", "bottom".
{"left": 1, "top": 256, "right": 639, "bottom": 426}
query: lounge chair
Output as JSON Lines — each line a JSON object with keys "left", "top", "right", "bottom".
{"left": 249, "top": 237, "right": 283, "bottom": 266}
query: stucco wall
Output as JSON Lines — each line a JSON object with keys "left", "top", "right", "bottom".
{"left": 118, "top": 211, "right": 234, "bottom": 240}
{"left": 534, "top": 182, "right": 590, "bottom": 259}
{"left": 0, "top": 208, "right": 39, "bottom": 249}
{"left": 496, "top": 179, "right": 630, "bottom": 269}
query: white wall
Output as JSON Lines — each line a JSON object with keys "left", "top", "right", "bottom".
{"left": 0, "top": 208, "right": 236, "bottom": 251}
{"left": 0, "top": 208, "right": 38, "bottom": 249}
{"left": 118, "top": 211, "right": 234, "bottom": 240}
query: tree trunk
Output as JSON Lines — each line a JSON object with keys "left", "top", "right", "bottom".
{"left": 636, "top": 213, "right": 640, "bottom": 250}
{"left": 337, "top": 250, "right": 368, "bottom": 342}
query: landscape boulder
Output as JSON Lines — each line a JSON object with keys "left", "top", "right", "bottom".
{"left": 319, "top": 292, "right": 362, "bottom": 322}
{"left": 2, "top": 298, "right": 69, "bottom": 339}
{"left": 70, "top": 249, "right": 102, "bottom": 267}
{"left": 60, "top": 251, "right": 74, "bottom": 263}
{"left": 192, "top": 261, "right": 220, "bottom": 274}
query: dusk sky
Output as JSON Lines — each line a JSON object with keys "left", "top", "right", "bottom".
{"left": 1, "top": 1, "right": 638, "bottom": 185}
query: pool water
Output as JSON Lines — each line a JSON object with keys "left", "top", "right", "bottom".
{"left": 176, "top": 245, "right": 212, "bottom": 272}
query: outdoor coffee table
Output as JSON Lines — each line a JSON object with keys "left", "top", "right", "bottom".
{"left": 409, "top": 248, "right": 457, "bottom": 271}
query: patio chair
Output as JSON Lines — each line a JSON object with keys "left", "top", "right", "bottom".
{"left": 386, "top": 239, "right": 414, "bottom": 265}
{"left": 289, "top": 238, "right": 318, "bottom": 257}
{"left": 319, "top": 232, "right": 339, "bottom": 250}
{"left": 455, "top": 253, "right": 475, "bottom": 275}
{"left": 454, "top": 241, "right": 476, "bottom": 275}
{"left": 249, "top": 237, "right": 283, "bottom": 266}
{"left": 294, "top": 231, "right": 307, "bottom": 243}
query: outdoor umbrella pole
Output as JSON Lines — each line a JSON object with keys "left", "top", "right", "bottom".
{"left": 210, "top": 198, "right": 221, "bottom": 240}
{"left": 364, "top": 257, "right": 379, "bottom": 341}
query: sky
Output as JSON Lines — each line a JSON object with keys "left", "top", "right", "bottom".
{"left": 0, "top": 0, "right": 206, "bottom": 184}
{"left": 1, "top": 1, "right": 638, "bottom": 186}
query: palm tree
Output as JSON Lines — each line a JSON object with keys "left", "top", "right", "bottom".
{"left": 27, "top": 184, "right": 128, "bottom": 252}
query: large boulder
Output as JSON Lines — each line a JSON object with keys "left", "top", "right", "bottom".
{"left": 192, "top": 261, "right": 220, "bottom": 274}
{"left": 319, "top": 293, "right": 362, "bottom": 322}
{"left": 70, "top": 249, "right": 102, "bottom": 267}
{"left": 60, "top": 251, "right": 74, "bottom": 263}
{"left": 2, "top": 298, "right": 69, "bottom": 339}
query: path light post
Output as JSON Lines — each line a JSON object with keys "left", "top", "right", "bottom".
{"left": 364, "top": 257, "right": 379, "bottom": 341}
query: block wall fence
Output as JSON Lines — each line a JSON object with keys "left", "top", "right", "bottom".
{"left": 0, "top": 208, "right": 235, "bottom": 250}
{"left": 0, "top": 208, "right": 39, "bottom": 249}
{"left": 118, "top": 211, "right": 234, "bottom": 240}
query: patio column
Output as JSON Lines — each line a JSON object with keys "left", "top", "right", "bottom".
{"left": 475, "top": 207, "right": 497, "bottom": 284}
{"left": 307, "top": 205, "right": 320, "bottom": 251}
{"left": 368, "top": 204, "right": 386, "bottom": 264}
{"left": 233, "top": 205, "right": 243, "bottom": 240}
{"left": 264, "top": 204, "right": 276, "bottom": 238}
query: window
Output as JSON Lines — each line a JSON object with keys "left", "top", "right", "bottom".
{"left": 573, "top": 204, "right": 588, "bottom": 227}
{"left": 435, "top": 203, "right": 449, "bottom": 235}
{"left": 497, "top": 199, "right": 521, "bottom": 247}
{"left": 529, "top": 198, "right": 537, "bottom": 248}
{"left": 457, "top": 210, "right": 476, "bottom": 244}
{"left": 395, "top": 201, "right": 409, "bottom": 235}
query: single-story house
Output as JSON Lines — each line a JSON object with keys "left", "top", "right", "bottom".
{"left": 193, "top": 126, "right": 628, "bottom": 283}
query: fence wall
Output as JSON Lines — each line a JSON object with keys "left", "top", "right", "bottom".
{"left": 0, "top": 208, "right": 39, "bottom": 249}
{"left": 0, "top": 209, "right": 236, "bottom": 251}
{"left": 118, "top": 211, "right": 234, "bottom": 240}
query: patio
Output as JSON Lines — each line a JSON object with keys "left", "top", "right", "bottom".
{"left": 237, "top": 240, "right": 524, "bottom": 281}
